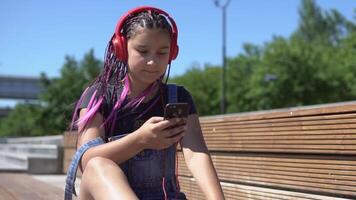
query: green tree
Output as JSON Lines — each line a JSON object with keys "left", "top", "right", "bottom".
{"left": 170, "top": 64, "right": 221, "bottom": 116}
{"left": 226, "top": 43, "right": 263, "bottom": 112}
{"left": 0, "top": 103, "right": 44, "bottom": 136}
{"left": 294, "top": 0, "right": 354, "bottom": 45}
{"left": 226, "top": 0, "right": 356, "bottom": 112}
{"left": 0, "top": 49, "right": 102, "bottom": 136}
{"left": 40, "top": 49, "right": 102, "bottom": 133}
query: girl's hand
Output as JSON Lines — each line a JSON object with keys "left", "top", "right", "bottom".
{"left": 136, "top": 116, "right": 187, "bottom": 150}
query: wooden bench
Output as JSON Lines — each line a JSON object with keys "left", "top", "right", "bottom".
{"left": 62, "top": 101, "right": 356, "bottom": 199}
{"left": 178, "top": 101, "right": 356, "bottom": 199}
{"left": 0, "top": 173, "right": 63, "bottom": 200}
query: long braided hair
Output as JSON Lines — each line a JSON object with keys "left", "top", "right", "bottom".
{"left": 71, "top": 10, "right": 174, "bottom": 136}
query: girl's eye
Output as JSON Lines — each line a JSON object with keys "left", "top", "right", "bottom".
{"left": 137, "top": 49, "right": 147, "bottom": 54}
{"left": 158, "top": 52, "right": 168, "bottom": 55}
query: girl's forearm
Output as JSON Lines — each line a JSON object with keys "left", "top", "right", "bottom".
{"left": 81, "top": 130, "right": 144, "bottom": 170}
{"left": 186, "top": 152, "right": 225, "bottom": 200}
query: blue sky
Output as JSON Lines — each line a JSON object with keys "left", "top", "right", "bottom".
{"left": 0, "top": 0, "right": 354, "bottom": 80}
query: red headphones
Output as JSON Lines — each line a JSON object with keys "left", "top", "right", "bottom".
{"left": 111, "top": 6, "right": 179, "bottom": 64}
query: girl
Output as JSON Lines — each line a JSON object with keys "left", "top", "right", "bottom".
{"left": 65, "top": 6, "right": 224, "bottom": 200}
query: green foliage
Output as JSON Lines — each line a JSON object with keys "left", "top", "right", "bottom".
{"left": 226, "top": 43, "right": 263, "bottom": 112}
{"left": 170, "top": 64, "right": 221, "bottom": 116}
{"left": 0, "top": 103, "right": 44, "bottom": 136}
{"left": 294, "top": 0, "right": 354, "bottom": 45}
{"left": 39, "top": 49, "right": 102, "bottom": 133}
{"left": 171, "top": 0, "right": 356, "bottom": 116}
{"left": 0, "top": 49, "right": 102, "bottom": 136}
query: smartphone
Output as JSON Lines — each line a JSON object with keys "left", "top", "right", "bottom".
{"left": 163, "top": 103, "right": 190, "bottom": 119}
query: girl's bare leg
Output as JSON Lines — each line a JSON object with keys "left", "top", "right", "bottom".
{"left": 79, "top": 157, "right": 138, "bottom": 200}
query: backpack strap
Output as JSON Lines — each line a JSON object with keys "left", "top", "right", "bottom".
{"left": 167, "top": 84, "right": 178, "bottom": 103}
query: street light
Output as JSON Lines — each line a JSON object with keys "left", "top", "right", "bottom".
{"left": 213, "top": 0, "right": 231, "bottom": 114}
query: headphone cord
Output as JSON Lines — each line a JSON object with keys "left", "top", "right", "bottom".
{"left": 165, "top": 64, "right": 172, "bottom": 84}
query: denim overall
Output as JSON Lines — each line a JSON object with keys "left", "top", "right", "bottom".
{"left": 64, "top": 84, "right": 186, "bottom": 200}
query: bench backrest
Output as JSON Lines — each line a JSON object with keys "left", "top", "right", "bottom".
{"left": 179, "top": 101, "right": 356, "bottom": 199}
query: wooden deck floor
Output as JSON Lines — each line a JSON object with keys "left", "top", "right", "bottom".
{"left": 0, "top": 173, "right": 64, "bottom": 200}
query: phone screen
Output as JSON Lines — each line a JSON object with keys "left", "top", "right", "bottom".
{"left": 163, "top": 103, "right": 190, "bottom": 119}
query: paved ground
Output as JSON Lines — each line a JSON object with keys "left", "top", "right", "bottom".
{"left": 32, "top": 174, "right": 81, "bottom": 192}
{"left": 0, "top": 173, "right": 81, "bottom": 200}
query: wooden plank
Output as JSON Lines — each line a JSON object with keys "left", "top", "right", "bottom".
{"left": 204, "top": 138, "right": 356, "bottom": 145}
{"left": 204, "top": 144, "right": 356, "bottom": 154}
{"left": 201, "top": 121, "right": 356, "bottom": 152}
{"left": 202, "top": 113, "right": 356, "bottom": 127}
{"left": 63, "top": 160, "right": 71, "bottom": 174}
{"left": 181, "top": 171, "right": 356, "bottom": 197}
{"left": 202, "top": 124, "right": 356, "bottom": 134}
{"left": 179, "top": 176, "right": 350, "bottom": 200}
{"left": 212, "top": 161, "right": 356, "bottom": 176}
{"left": 178, "top": 154, "right": 356, "bottom": 181}
{"left": 202, "top": 116, "right": 356, "bottom": 130}
{"left": 63, "top": 132, "right": 77, "bottom": 148}
{"left": 200, "top": 102, "right": 356, "bottom": 123}
{"left": 203, "top": 133, "right": 356, "bottom": 140}
{"left": 206, "top": 147, "right": 356, "bottom": 154}
{"left": 177, "top": 153, "right": 356, "bottom": 198}
{"left": 0, "top": 173, "right": 63, "bottom": 200}
{"left": 63, "top": 148, "right": 76, "bottom": 162}
{"left": 202, "top": 129, "right": 356, "bottom": 137}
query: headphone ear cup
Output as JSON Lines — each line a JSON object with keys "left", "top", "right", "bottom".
{"left": 169, "top": 32, "right": 178, "bottom": 63}
{"left": 170, "top": 45, "right": 179, "bottom": 61}
{"left": 112, "top": 36, "right": 118, "bottom": 54}
{"left": 112, "top": 35, "right": 127, "bottom": 62}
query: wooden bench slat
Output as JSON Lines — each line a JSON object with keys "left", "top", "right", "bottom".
{"left": 208, "top": 153, "right": 356, "bottom": 163}
{"left": 200, "top": 102, "right": 356, "bottom": 123}
{"left": 214, "top": 162, "right": 356, "bottom": 173}
{"left": 206, "top": 147, "right": 356, "bottom": 154}
{"left": 202, "top": 123, "right": 356, "bottom": 134}
{"left": 202, "top": 113, "right": 356, "bottom": 126}
{"left": 177, "top": 153, "right": 356, "bottom": 198}
{"left": 179, "top": 176, "right": 350, "bottom": 200}
{"left": 62, "top": 131, "right": 77, "bottom": 148}
{"left": 213, "top": 161, "right": 356, "bottom": 175}
{"left": 179, "top": 154, "right": 356, "bottom": 182}
{"left": 206, "top": 148, "right": 356, "bottom": 154}
{"left": 202, "top": 117, "right": 356, "bottom": 129}
{"left": 203, "top": 129, "right": 356, "bottom": 137}
{"left": 180, "top": 180, "right": 291, "bottom": 200}
{"left": 209, "top": 166, "right": 356, "bottom": 186}
{"left": 206, "top": 143, "right": 356, "bottom": 151}
{"left": 205, "top": 138, "right": 356, "bottom": 145}
{"left": 203, "top": 153, "right": 356, "bottom": 165}
{"left": 181, "top": 169, "right": 356, "bottom": 196}
{"left": 204, "top": 134, "right": 356, "bottom": 140}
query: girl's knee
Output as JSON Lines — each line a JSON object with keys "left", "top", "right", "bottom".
{"left": 83, "top": 157, "right": 124, "bottom": 177}
{"left": 80, "top": 157, "right": 137, "bottom": 199}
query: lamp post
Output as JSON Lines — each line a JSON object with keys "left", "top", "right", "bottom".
{"left": 213, "top": 0, "right": 231, "bottom": 114}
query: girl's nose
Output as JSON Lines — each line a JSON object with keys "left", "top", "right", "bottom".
{"left": 147, "top": 59, "right": 155, "bottom": 65}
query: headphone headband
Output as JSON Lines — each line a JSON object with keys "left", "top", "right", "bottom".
{"left": 112, "top": 6, "right": 179, "bottom": 63}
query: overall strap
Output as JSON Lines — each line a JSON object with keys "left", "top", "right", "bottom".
{"left": 167, "top": 84, "right": 178, "bottom": 103}
{"left": 64, "top": 137, "right": 104, "bottom": 200}
{"left": 164, "top": 83, "right": 182, "bottom": 195}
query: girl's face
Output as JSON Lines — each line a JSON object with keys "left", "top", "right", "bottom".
{"left": 126, "top": 27, "right": 171, "bottom": 87}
